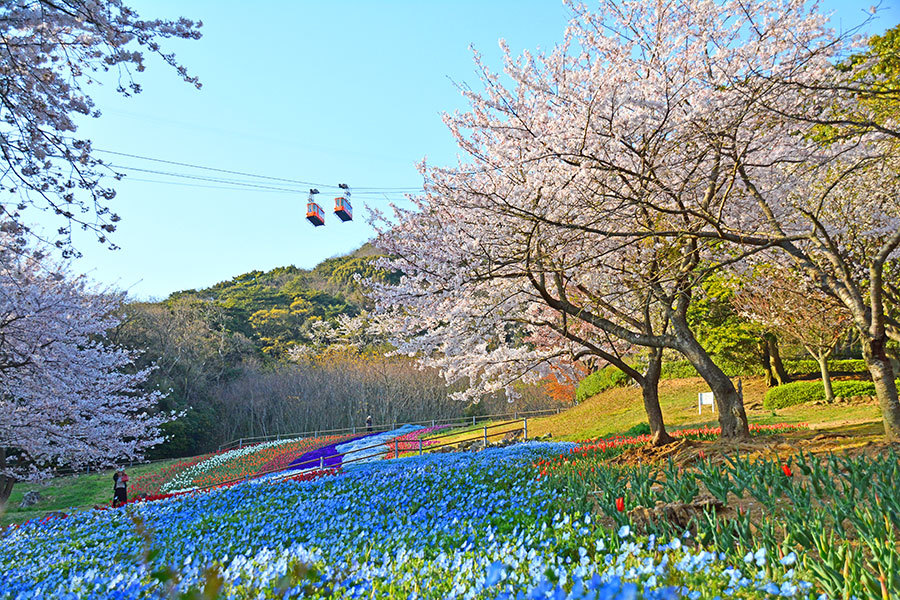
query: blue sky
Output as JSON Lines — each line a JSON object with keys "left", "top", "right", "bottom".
{"left": 41, "top": 0, "right": 899, "bottom": 300}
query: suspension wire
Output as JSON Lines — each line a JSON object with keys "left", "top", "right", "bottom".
{"left": 96, "top": 148, "right": 423, "bottom": 192}
{"left": 119, "top": 176, "right": 415, "bottom": 207}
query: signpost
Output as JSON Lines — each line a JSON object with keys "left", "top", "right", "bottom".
{"left": 698, "top": 391, "right": 715, "bottom": 414}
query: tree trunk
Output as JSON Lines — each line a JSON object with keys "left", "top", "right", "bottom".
{"left": 0, "top": 448, "right": 15, "bottom": 509}
{"left": 643, "top": 349, "right": 675, "bottom": 446}
{"left": 816, "top": 353, "right": 834, "bottom": 403}
{"left": 863, "top": 335, "right": 900, "bottom": 442}
{"left": 767, "top": 334, "right": 791, "bottom": 385}
{"left": 673, "top": 319, "right": 750, "bottom": 439}
{"left": 759, "top": 336, "right": 776, "bottom": 387}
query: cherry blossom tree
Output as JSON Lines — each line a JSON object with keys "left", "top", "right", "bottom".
{"left": 0, "top": 235, "right": 171, "bottom": 506}
{"left": 608, "top": 6, "right": 900, "bottom": 439}
{"left": 370, "top": 149, "right": 739, "bottom": 441}
{"left": 372, "top": 0, "right": 885, "bottom": 439}
{"left": 0, "top": 1, "right": 201, "bottom": 256}
{"left": 396, "top": 0, "right": 900, "bottom": 441}
{"left": 735, "top": 270, "right": 852, "bottom": 403}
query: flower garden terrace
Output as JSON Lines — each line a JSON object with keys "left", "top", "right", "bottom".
{"left": 2, "top": 421, "right": 898, "bottom": 599}
{"left": 536, "top": 425, "right": 900, "bottom": 600}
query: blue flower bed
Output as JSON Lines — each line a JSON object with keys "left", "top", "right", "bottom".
{"left": 0, "top": 443, "right": 814, "bottom": 599}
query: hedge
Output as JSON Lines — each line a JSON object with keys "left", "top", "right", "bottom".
{"left": 783, "top": 359, "right": 868, "bottom": 376}
{"left": 657, "top": 358, "right": 869, "bottom": 381}
{"left": 763, "top": 379, "right": 893, "bottom": 409}
{"left": 659, "top": 360, "right": 749, "bottom": 379}
{"left": 575, "top": 366, "right": 630, "bottom": 403}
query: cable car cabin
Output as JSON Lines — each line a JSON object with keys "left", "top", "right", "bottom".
{"left": 306, "top": 201, "right": 325, "bottom": 226}
{"left": 334, "top": 196, "right": 352, "bottom": 222}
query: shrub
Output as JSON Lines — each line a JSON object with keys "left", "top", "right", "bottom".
{"left": 832, "top": 380, "right": 878, "bottom": 398}
{"left": 783, "top": 359, "right": 867, "bottom": 376}
{"left": 622, "top": 422, "right": 651, "bottom": 436}
{"left": 659, "top": 360, "right": 750, "bottom": 379}
{"left": 659, "top": 361, "right": 700, "bottom": 379}
{"left": 574, "top": 366, "right": 630, "bottom": 403}
{"left": 763, "top": 379, "right": 891, "bottom": 409}
{"left": 764, "top": 381, "right": 826, "bottom": 409}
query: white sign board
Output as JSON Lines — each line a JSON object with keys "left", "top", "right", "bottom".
{"left": 698, "top": 391, "right": 715, "bottom": 414}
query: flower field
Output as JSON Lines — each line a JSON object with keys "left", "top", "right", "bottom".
{"left": 0, "top": 442, "right": 830, "bottom": 599}
{"left": 3, "top": 421, "right": 897, "bottom": 599}
{"left": 539, "top": 439, "right": 899, "bottom": 600}
{"left": 160, "top": 433, "right": 366, "bottom": 492}
{"left": 129, "top": 454, "right": 216, "bottom": 497}
{"left": 385, "top": 424, "right": 452, "bottom": 457}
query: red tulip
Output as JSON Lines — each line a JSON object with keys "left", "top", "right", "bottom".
{"left": 698, "top": 450, "right": 705, "bottom": 459}
{"left": 781, "top": 464, "right": 793, "bottom": 477}
{"left": 615, "top": 497, "right": 625, "bottom": 512}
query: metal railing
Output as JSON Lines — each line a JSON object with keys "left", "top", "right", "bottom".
{"left": 216, "top": 408, "right": 561, "bottom": 451}
{"left": 190, "top": 418, "right": 532, "bottom": 493}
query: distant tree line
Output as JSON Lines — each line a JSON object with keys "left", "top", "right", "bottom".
{"left": 109, "top": 250, "right": 568, "bottom": 458}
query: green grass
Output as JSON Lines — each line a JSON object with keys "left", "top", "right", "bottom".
{"left": 1, "top": 460, "right": 175, "bottom": 527}
{"left": 527, "top": 376, "right": 883, "bottom": 441}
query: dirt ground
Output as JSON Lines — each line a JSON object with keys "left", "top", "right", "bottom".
{"left": 604, "top": 417, "right": 891, "bottom": 468}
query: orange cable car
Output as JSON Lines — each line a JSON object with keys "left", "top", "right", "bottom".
{"left": 334, "top": 183, "right": 352, "bottom": 222}
{"left": 306, "top": 188, "right": 325, "bottom": 226}
{"left": 334, "top": 197, "right": 352, "bottom": 222}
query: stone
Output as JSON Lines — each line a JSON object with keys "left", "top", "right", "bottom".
{"left": 502, "top": 429, "right": 524, "bottom": 443}
{"left": 627, "top": 495, "right": 723, "bottom": 531}
{"left": 19, "top": 490, "right": 42, "bottom": 508}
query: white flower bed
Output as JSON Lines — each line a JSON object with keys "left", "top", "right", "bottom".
{"left": 162, "top": 438, "right": 302, "bottom": 493}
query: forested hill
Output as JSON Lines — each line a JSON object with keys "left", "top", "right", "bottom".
{"left": 110, "top": 243, "right": 407, "bottom": 457}
{"left": 165, "top": 242, "right": 389, "bottom": 355}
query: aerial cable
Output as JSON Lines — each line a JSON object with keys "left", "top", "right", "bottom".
{"left": 95, "top": 147, "right": 422, "bottom": 192}
{"left": 114, "top": 165, "right": 417, "bottom": 199}
{"left": 108, "top": 164, "right": 312, "bottom": 194}
{"left": 122, "top": 176, "right": 412, "bottom": 204}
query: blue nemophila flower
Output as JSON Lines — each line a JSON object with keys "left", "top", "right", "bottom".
{"left": 754, "top": 548, "right": 767, "bottom": 567}
{"left": 0, "top": 443, "right": 815, "bottom": 599}
{"left": 779, "top": 552, "right": 797, "bottom": 567}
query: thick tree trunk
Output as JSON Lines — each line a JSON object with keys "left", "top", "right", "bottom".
{"left": 759, "top": 336, "right": 776, "bottom": 387}
{"left": 0, "top": 475, "right": 14, "bottom": 510}
{"left": 816, "top": 353, "right": 834, "bottom": 403}
{"left": 673, "top": 319, "right": 750, "bottom": 439}
{"left": 767, "top": 334, "right": 791, "bottom": 385}
{"left": 643, "top": 349, "right": 675, "bottom": 446}
{"left": 863, "top": 336, "right": 900, "bottom": 442}
{"left": 0, "top": 448, "right": 15, "bottom": 509}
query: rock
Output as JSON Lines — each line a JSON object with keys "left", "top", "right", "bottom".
{"left": 19, "top": 490, "right": 42, "bottom": 508}
{"left": 627, "top": 495, "right": 723, "bottom": 531}
{"left": 502, "top": 429, "right": 524, "bottom": 443}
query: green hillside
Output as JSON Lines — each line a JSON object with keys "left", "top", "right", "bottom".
{"left": 166, "top": 242, "right": 390, "bottom": 354}
{"left": 110, "top": 243, "right": 399, "bottom": 458}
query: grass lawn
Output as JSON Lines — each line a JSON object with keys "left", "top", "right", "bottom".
{"left": 526, "top": 376, "right": 883, "bottom": 441}
{"left": 1, "top": 459, "right": 176, "bottom": 526}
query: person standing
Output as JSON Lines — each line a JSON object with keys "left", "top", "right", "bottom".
{"left": 112, "top": 469, "right": 129, "bottom": 507}
{"left": 366, "top": 415, "right": 373, "bottom": 433}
